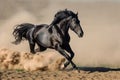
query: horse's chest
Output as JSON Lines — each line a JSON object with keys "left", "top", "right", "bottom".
{"left": 52, "top": 33, "right": 62, "bottom": 43}
{"left": 50, "top": 30, "right": 63, "bottom": 46}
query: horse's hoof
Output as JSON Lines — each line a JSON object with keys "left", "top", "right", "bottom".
{"left": 31, "top": 51, "right": 36, "bottom": 54}
{"left": 72, "top": 66, "right": 78, "bottom": 70}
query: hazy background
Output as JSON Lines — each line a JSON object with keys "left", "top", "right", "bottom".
{"left": 0, "top": 0, "right": 120, "bottom": 68}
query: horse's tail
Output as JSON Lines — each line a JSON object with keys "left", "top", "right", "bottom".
{"left": 12, "top": 23, "right": 35, "bottom": 45}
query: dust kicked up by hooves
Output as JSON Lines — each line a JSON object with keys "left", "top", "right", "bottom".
{"left": 0, "top": 48, "right": 65, "bottom": 71}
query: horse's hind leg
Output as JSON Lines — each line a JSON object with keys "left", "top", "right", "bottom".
{"left": 36, "top": 43, "right": 47, "bottom": 52}
{"left": 39, "top": 45, "right": 47, "bottom": 52}
{"left": 28, "top": 40, "right": 35, "bottom": 53}
{"left": 36, "top": 44, "right": 47, "bottom": 52}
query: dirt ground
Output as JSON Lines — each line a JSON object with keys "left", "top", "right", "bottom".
{"left": 0, "top": 69, "right": 120, "bottom": 80}
{"left": 0, "top": 48, "right": 120, "bottom": 80}
{"left": 0, "top": 0, "right": 120, "bottom": 80}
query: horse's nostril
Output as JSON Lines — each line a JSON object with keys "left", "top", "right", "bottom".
{"left": 80, "top": 32, "right": 84, "bottom": 37}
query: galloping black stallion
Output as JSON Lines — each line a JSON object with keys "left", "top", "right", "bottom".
{"left": 12, "top": 9, "right": 84, "bottom": 69}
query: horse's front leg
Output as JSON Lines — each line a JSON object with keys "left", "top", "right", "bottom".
{"left": 63, "top": 43, "right": 76, "bottom": 69}
{"left": 55, "top": 44, "right": 77, "bottom": 69}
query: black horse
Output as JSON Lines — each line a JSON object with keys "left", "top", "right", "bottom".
{"left": 12, "top": 9, "right": 84, "bottom": 69}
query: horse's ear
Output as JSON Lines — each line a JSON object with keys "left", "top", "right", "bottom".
{"left": 65, "top": 8, "right": 67, "bottom": 11}
{"left": 76, "top": 12, "right": 78, "bottom": 16}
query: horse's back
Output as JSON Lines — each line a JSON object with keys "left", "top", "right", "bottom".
{"left": 35, "top": 24, "right": 48, "bottom": 31}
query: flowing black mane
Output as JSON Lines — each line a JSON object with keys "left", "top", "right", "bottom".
{"left": 51, "top": 9, "right": 78, "bottom": 25}
{"left": 55, "top": 9, "right": 77, "bottom": 17}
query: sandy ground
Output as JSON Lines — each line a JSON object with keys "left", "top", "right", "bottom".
{"left": 0, "top": 49, "right": 120, "bottom": 80}
{"left": 0, "top": 48, "right": 120, "bottom": 80}
{"left": 0, "top": 70, "right": 120, "bottom": 80}
{"left": 0, "top": 0, "right": 120, "bottom": 80}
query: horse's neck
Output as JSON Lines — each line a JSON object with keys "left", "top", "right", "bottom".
{"left": 57, "top": 19, "right": 70, "bottom": 34}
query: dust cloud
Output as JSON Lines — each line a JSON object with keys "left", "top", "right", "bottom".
{"left": 0, "top": 0, "right": 120, "bottom": 69}
{"left": 0, "top": 48, "right": 65, "bottom": 71}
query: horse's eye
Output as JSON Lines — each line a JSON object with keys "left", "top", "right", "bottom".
{"left": 72, "top": 18, "right": 76, "bottom": 21}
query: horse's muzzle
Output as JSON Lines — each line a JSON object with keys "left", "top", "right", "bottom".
{"left": 79, "top": 31, "right": 84, "bottom": 38}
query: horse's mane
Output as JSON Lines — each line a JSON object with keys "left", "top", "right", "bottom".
{"left": 51, "top": 9, "right": 77, "bottom": 25}
{"left": 55, "top": 9, "right": 76, "bottom": 17}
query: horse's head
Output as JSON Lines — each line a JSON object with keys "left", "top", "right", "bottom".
{"left": 52, "top": 9, "right": 84, "bottom": 37}
{"left": 69, "top": 13, "right": 84, "bottom": 38}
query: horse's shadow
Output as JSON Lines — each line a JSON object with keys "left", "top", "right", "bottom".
{"left": 77, "top": 67, "right": 120, "bottom": 72}
{"left": 68, "top": 67, "right": 120, "bottom": 72}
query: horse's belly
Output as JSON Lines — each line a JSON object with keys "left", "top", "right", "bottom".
{"left": 36, "top": 32, "right": 51, "bottom": 47}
